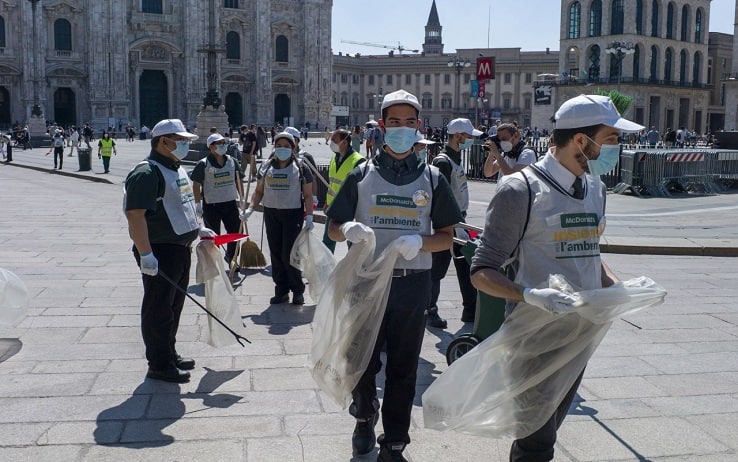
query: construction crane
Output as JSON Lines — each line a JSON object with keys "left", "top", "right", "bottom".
{"left": 340, "top": 40, "right": 419, "bottom": 55}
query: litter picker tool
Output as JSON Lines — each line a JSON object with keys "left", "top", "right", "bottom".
{"left": 231, "top": 161, "right": 267, "bottom": 280}
{"left": 158, "top": 269, "right": 251, "bottom": 346}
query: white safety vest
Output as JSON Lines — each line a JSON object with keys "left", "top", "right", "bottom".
{"left": 201, "top": 156, "right": 239, "bottom": 204}
{"left": 261, "top": 160, "right": 303, "bottom": 209}
{"left": 512, "top": 165, "right": 605, "bottom": 293}
{"left": 147, "top": 159, "right": 200, "bottom": 235}
{"left": 354, "top": 163, "right": 436, "bottom": 270}
{"left": 435, "top": 152, "right": 469, "bottom": 212}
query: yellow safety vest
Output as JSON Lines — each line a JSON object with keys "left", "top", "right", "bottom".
{"left": 327, "top": 151, "right": 364, "bottom": 206}
{"left": 99, "top": 138, "right": 115, "bottom": 157}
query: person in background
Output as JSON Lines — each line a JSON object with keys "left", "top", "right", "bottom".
{"left": 239, "top": 124, "right": 257, "bottom": 181}
{"left": 285, "top": 126, "right": 319, "bottom": 209}
{"left": 483, "top": 122, "right": 537, "bottom": 179}
{"left": 470, "top": 94, "right": 643, "bottom": 461}
{"left": 68, "top": 126, "right": 80, "bottom": 157}
{"left": 50, "top": 129, "right": 66, "bottom": 170}
{"left": 241, "top": 132, "right": 314, "bottom": 305}
{"left": 191, "top": 133, "right": 244, "bottom": 268}
{"left": 123, "top": 118, "right": 217, "bottom": 383}
{"left": 97, "top": 131, "right": 117, "bottom": 173}
{"left": 351, "top": 125, "right": 362, "bottom": 153}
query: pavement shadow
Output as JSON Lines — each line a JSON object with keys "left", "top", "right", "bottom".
{"left": 183, "top": 366, "right": 245, "bottom": 409}
{"left": 245, "top": 301, "right": 315, "bottom": 335}
{"left": 93, "top": 381, "right": 185, "bottom": 448}
{"left": 0, "top": 338, "right": 22, "bottom": 363}
{"left": 571, "top": 393, "right": 653, "bottom": 461}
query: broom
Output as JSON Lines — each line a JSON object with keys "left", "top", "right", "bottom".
{"left": 230, "top": 162, "right": 267, "bottom": 281}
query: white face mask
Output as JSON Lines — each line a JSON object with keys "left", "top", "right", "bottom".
{"left": 214, "top": 144, "right": 228, "bottom": 155}
{"left": 171, "top": 140, "right": 190, "bottom": 160}
{"left": 330, "top": 140, "right": 341, "bottom": 154}
{"left": 499, "top": 140, "right": 513, "bottom": 152}
{"left": 416, "top": 149, "right": 427, "bottom": 162}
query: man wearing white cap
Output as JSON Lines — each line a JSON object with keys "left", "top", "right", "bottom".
{"left": 284, "top": 126, "right": 319, "bottom": 207}
{"left": 123, "top": 119, "right": 217, "bottom": 383}
{"left": 326, "top": 89, "right": 462, "bottom": 461}
{"left": 470, "top": 95, "right": 643, "bottom": 461}
{"left": 427, "top": 117, "right": 481, "bottom": 328}
{"left": 191, "top": 133, "right": 244, "bottom": 266}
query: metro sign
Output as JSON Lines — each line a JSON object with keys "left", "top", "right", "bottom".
{"left": 477, "top": 57, "right": 495, "bottom": 80}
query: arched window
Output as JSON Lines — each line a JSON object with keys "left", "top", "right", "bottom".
{"left": 692, "top": 52, "right": 701, "bottom": 84}
{"left": 142, "top": 0, "right": 163, "bottom": 14}
{"left": 650, "top": 45, "right": 659, "bottom": 80}
{"left": 679, "top": 49, "right": 688, "bottom": 83}
{"left": 666, "top": 3, "right": 675, "bottom": 39}
{"left": 664, "top": 48, "right": 673, "bottom": 82}
{"left": 226, "top": 31, "right": 240, "bottom": 60}
{"left": 695, "top": 9, "right": 703, "bottom": 43}
{"left": 54, "top": 19, "right": 72, "bottom": 51}
{"left": 224, "top": 0, "right": 239, "bottom": 8}
{"left": 340, "top": 92, "right": 347, "bottom": 107}
{"left": 275, "top": 35, "right": 288, "bottom": 62}
{"left": 636, "top": 0, "right": 644, "bottom": 35}
{"left": 680, "top": 6, "right": 689, "bottom": 41}
{"left": 569, "top": 2, "right": 581, "bottom": 39}
{"left": 609, "top": 53, "right": 620, "bottom": 81}
{"left": 351, "top": 93, "right": 359, "bottom": 109}
{"left": 588, "top": 45, "right": 601, "bottom": 80}
{"left": 589, "top": 0, "right": 602, "bottom": 37}
{"left": 0, "top": 16, "right": 5, "bottom": 48}
{"left": 633, "top": 45, "right": 641, "bottom": 79}
{"left": 651, "top": 0, "right": 660, "bottom": 37}
{"left": 610, "top": 0, "right": 624, "bottom": 35}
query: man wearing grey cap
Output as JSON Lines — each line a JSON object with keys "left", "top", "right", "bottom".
{"left": 123, "top": 119, "right": 217, "bottom": 383}
{"left": 470, "top": 95, "right": 643, "bottom": 461}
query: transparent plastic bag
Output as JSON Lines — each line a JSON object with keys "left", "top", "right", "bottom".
{"left": 195, "top": 241, "right": 247, "bottom": 348}
{"left": 423, "top": 275, "right": 666, "bottom": 439}
{"left": 0, "top": 268, "right": 29, "bottom": 327}
{"left": 290, "top": 227, "right": 337, "bottom": 303}
{"left": 309, "top": 230, "right": 402, "bottom": 408}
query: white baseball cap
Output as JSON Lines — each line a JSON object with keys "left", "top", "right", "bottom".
{"left": 284, "top": 126, "right": 301, "bottom": 140}
{"left": 415, "top": 133, "right": 436, "bottom": 145}
{"left": 273, "top": 131, "right": 295, "bottom": 146}
{"left": 151, "top": 119, "right": 198, "bottom": 140}
{"left": 554, "top": 95, "right": 644, "bottom": 132}
{"left": 447, "top": 118, "right": 483, "bottom": 136}
{"left": 206, "top": 133, "right": 225, "bottom": 147}
{"left": 381, "top": 89, "right": 421, "bottom": 112}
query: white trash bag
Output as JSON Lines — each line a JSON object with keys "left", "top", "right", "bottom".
{"left": 310, "top": 230, "right": 402, "bottom": 408}
{"left": 195, "top": 240, "right": 247, "bottom": 348}
{"left": 423, "top": 275, "right": 666, "bottom": 439}
{"left": 0, "top": 268, "right": 29, "bottom": 327}
{"left": 290, "top": 227, "right": 337, "bottom": 303}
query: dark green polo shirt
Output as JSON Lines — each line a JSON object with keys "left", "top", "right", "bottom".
{"left": 326, "top": 150, "right": 463, "bottom": 230}
{"left": 124, "top": 151, "right": 199, "bottom": 246}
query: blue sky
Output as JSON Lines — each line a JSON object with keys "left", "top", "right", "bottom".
{"left": 332, "top": 0, "right": 736, "bottom": 55}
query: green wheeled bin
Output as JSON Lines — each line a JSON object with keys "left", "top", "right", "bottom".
{"left": 445, "top": 223, "right": 507, "bottom": 365}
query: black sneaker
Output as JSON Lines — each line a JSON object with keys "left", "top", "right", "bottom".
{"left": 351, "top": 413, "right": 378, "bottom": 455}
{"left": 425, "top": 308, "right": 447, "bottom": 328}
{"left": 377, "top": 434, "right": 407, "bottom": 462}
{"left": 175, "top": 355, "right": 195, "bottom": 370}
{"left": 292, "top": 293, "right": 304, "bottom": 305}
{"left": 269, "top": 294, "right": 289, "bottom": 304}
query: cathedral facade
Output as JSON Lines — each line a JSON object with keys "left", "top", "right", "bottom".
{"left": 0, "top": 0, "right": 333, "bottom": 131}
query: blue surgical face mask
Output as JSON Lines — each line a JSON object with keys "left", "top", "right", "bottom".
{"left": 274, "top": 147, "right": 293, "bottom": 161}
{"left": 383, "top": 127, "right": 417, "bottom": 153}
{"left": 416, "top": 149, "right": 427, "bottom": 162}
{"left": 459, "top": 137, "right": 474, "bottom": 151}
{"left": 583, "top": 136, "right": 620, "bottom": 176}
{"left": 172, "top": 140, "right": 190, "bottom": 160}
{"left": 214, "top": 144, "right": 228, "bottom": 155}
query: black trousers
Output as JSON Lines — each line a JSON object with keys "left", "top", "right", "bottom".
{"left": 53, "top": 147, "right": 64, "bottom": 168}
{"left": 430, "top": 244, "right": 477, "bottom": 313}
{"left": 263, "top": 206, "right": 304, "bottom": 296}
{"left": 351, "top": 270, "right": 431, "bottom": 445}
{"left": 203, "top": 200, "right": 241, "bottom": 263}
{"left": 509, "top": 370, "right": 585, "bottom": 462}
{"left": 133, "top": 244, "right": 191, "bottom": 370}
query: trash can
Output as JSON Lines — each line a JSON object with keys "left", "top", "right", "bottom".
{"left": 77, "top": 147, "right": 91, "bottom": 171}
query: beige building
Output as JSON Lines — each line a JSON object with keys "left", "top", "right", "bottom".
{"left": 0, "top": 0, "right": 333, "bottom": 131}
{"left": 533, "top": 0, "right": 718, "bottom": 134}
{"left": 332, "top": 1, "right": 559, "bottom": 130}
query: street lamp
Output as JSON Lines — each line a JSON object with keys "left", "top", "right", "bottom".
{"left": 370, "top": 86, "right": 383, "bottom": 120}
{"left": 474, "top": 97, "right": 488, "bottom": 127}
{"left": 448, "top": 56, "right": 470, "bottom": 116}
{"left": 605, "top": 42, "right": 635, "bottom": 92}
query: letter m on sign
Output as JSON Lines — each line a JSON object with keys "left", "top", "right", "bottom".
{"left": 477, "top": 57, "right": 494, "bottom": 80}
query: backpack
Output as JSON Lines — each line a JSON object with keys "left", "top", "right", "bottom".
{"left": 370, "top": 127, "right": 384, "bottom": 146}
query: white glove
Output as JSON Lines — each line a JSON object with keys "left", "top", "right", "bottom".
{"left": 523, "top": 288, "right": 578, "bottom": 314}
{"left": 240, "top": 206, "right": 254, "bottom": 222}
{"left": 195, "top": 201, "right": 203, "bottom": 217}
{"left": 312, "top": 195, "right": 319, "bottom": 207}
{"left": 340, "top": 221, "right": 372, "bottom": 243}
{"left": 304, "top": 214, "right": 314, "bottom": 230}
{"left": 139, "top": 252, "right": 158, "bottom": 276}
{"left": 396, "top": 234, "right": 423, "bottom": 260}
{"left": 198, "top": 226, "right": 217, "bottom": 238}
{"left": 454, "top": 227, "right": 470, "bottom": 241}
